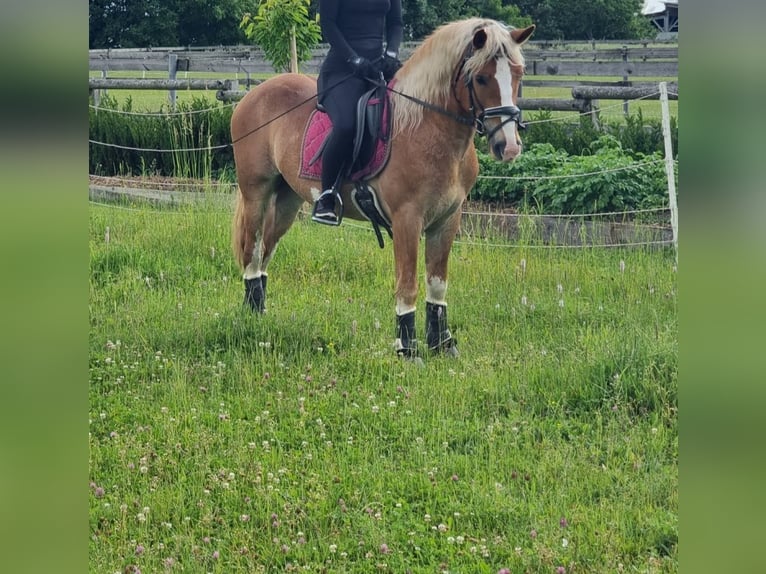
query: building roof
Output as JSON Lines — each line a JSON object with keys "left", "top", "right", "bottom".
{"left": 642, "top": 0, "right": 678, "bottom": 16}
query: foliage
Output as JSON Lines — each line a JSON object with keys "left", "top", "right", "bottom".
{"left": 528, "top": 136, "right": 670, "bottom": 214}
{"left": 89, "top": 95, "right": 675, "bottom": 215}
{"left": 401, "top": 0, "right": 531, "bottom": 39}
{"left": 89, "top": 95, "right": 234, "bottom": 180}
{"left": 475, "top": 142, "right": 569, "bottom": 204}
{"left": 89, "top": 0, "right": 655, "bottom": 48}
{"left": 472, "top": 136, "right": 673, "bottom": 214}
{"left": 89, "top": 0, "right": 250, "bottom": 48}
{"left": 522, "top": 110, "right": 678, "bottom": 158}
{"left": 240, "top": 0, "right": 321, "bottom": 73}
{"left": 512, "top": 0, "right": 654, "bottom": 40}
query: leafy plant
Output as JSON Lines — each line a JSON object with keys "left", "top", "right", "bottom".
{"left": 527, "top": 135, "right": 669, "bottom": 214}
{"left": 474, "top": 142, "right": 569, "bottom": 204}
{"left": 240, "top": 0, "right": 321, "bottom": 73}
{"left": 522, "top": 110, "right": 678, "bottom": 158}
{"left": 471, "top": 137, "right": 672, "bottom": 215}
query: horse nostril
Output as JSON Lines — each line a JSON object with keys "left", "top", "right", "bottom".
{"left": 493, "top": 141, "right": 505, "bottom": 158}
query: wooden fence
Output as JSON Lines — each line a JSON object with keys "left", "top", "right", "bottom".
{"left": 89, "top": 41, "right": 677, "bottom": 114}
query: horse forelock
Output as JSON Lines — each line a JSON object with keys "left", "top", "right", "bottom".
{"left": 393, "top": 18, "right": 526, "bottom": 136}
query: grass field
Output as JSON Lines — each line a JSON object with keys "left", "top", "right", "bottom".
{"left": 89, "top": 200, "right": 677, "bottom": 573}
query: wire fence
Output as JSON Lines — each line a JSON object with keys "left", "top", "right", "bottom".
{"left": 88, "top": 84, "right": 678, "bottom": 250}
{"left": 89, "top": 198, "right": 673, "bottom": 250}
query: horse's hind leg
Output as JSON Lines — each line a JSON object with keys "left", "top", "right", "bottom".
{"left": 232, "top": 176, "right": 275, "bottom": 312}
{"left": 424, "top": 215, "right": 460, "bottom": 356}
{"left": 259, "top": 184, "right": 305, "bottom": 308}
{"left": 234, "top": 178, "right": 304, "bottom": 313}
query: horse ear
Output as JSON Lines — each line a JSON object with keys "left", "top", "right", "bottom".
{"left": 473, "top": 29, "right": 488, "bottom": 50}
{"left": 510, "top": 24, "right": 536, "bottom": 45}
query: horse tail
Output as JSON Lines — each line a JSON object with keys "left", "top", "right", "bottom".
{"left": 231, "top": 190, "right": 248, "bottom": 271}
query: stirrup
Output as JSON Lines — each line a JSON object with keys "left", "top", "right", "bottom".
{"left": 311, "top": 189, "right": 343, "bottom": 226}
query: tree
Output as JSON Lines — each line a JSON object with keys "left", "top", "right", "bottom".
{"left": 176, "top": 0, "right": 251, "bottom": 46}
{"left": 89, "top": 0, "right": 249, "bottom": 49}
{"left": 89, "top": 0, "right": 179, "bottom": 48}
{"left": 399, "top": 0, "right": 531, "bottom": 40}
{"left": 512, "top": 0, "right": 652, "bottom": 40}
{"left": 240, "top": 0, "right": 321, "bottom": 72}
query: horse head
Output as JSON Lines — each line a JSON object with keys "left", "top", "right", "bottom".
{"left": 455, "top": 23, "right": 535, "bottom": 162}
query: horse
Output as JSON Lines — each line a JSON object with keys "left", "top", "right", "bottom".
{"left": 230, "top": 17, "right": 535, "bottom": 359}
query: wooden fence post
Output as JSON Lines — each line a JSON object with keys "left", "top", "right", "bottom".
{"left": 659, "top": 81, "right": 678, "bottom": 259}
{"left": 621, "top": 45, "right": 629, "bottom": 116}
{"left": 168, "top": 53, "right": 178, "bottom": 111}
{"left": 93, "top": 69, "right": 108, "bottom": 108}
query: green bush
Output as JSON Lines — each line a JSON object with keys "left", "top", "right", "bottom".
{"left": 471, "top": 136, "right": 674, "bottom": 214}
{"left": 475, "top": 142, "right": 569, "bottom": 204}
{"left": 521, "top": 109, "right": 678, "bottom": 157}
{"left": 528, "top": 135, "right": 670, "bottom": 214}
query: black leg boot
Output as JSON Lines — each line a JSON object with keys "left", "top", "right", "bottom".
{"left": 426, "top": 302, "right": 458, "bottom": 356}
{"left": 395, "top": 311, "right": 418, "bottom": 359}
{"left": 244, "top": 276, "right": 266, "bottom": 313}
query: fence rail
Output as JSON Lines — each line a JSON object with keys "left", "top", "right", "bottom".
{"left": 89, "top": 42, "right": 677, "bottom": 114}
{"left": 89, "top": 42, "right": 677, "bottom": 77}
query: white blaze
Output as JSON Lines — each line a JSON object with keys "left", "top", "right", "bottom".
{"left": 494, "top": 58, "right": 520, "bottom": 156}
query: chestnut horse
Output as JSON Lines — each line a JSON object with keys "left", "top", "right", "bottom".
{"left": 231, "top": 17, "right": 535, "bottom": 358}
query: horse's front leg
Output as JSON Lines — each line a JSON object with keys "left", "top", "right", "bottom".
{"left": 392, "top": 214, "right": 423, "bottom": 359}
{"left": 424, "top": 213, "right": 460, "bottom": 356}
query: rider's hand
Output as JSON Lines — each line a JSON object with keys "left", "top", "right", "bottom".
{"left": 348, "top": 56, "right": 375, "bottom": 79}
{"left": 381, "top": 51, "right": 402, "bottom": 81}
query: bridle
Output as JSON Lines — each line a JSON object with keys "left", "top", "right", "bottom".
{"left": 453, "top": 48, "right": 527, "bottom": 137}
{"left": 387, "top": 46, "right": 526, "bottom": 137}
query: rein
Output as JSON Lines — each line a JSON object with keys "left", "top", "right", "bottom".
{"left": 230, "top": 73, "right": 357, "bottom": 146}
{"left": 231, "top": 51, "right": 526, "bottom": 146}
{"left": 385, "top": 84, "right": 475, "bottom": 127}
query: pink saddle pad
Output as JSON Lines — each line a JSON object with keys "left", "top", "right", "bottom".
{"left": 299, "top": 93, "right": 392, "bottom": 182}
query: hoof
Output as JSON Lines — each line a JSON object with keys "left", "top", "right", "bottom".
{"left": 442, "top": 343, "right": 459, "bottom": 358}
{"left": 397, "top": 350, "right": 424, "bottom": 367}
{"left": 428, "top": 342, "right": 459, "bottom": 357}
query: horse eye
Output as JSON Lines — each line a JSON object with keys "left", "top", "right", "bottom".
{"left": 475, "top": 75, "right": 488, "bottom": 86}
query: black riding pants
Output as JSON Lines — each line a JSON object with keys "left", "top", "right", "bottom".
{"left": 317, "top": 71, "right": 371, "bottom": 192}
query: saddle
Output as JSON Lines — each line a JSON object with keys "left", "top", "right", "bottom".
{"left": 300, "top": 82, "right": 395, "bottom": 246}
{"left": 300, "top": 82, "right": 393, "bottom": 182}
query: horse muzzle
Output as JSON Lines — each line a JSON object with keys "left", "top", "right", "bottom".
{"left": 480, "top": 105, "right": 525, "bottom": 161}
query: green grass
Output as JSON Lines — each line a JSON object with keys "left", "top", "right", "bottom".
{"left": 89, "top": 200, "right": 677, "bottom": 573}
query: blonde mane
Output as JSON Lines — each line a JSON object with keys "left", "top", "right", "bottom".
{"left": 392, "top": 18, "right": 526, "bottom": 137}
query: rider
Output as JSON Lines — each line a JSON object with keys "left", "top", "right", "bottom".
{"left": 312, "top": 0, "right": 403, "bottom": 225}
